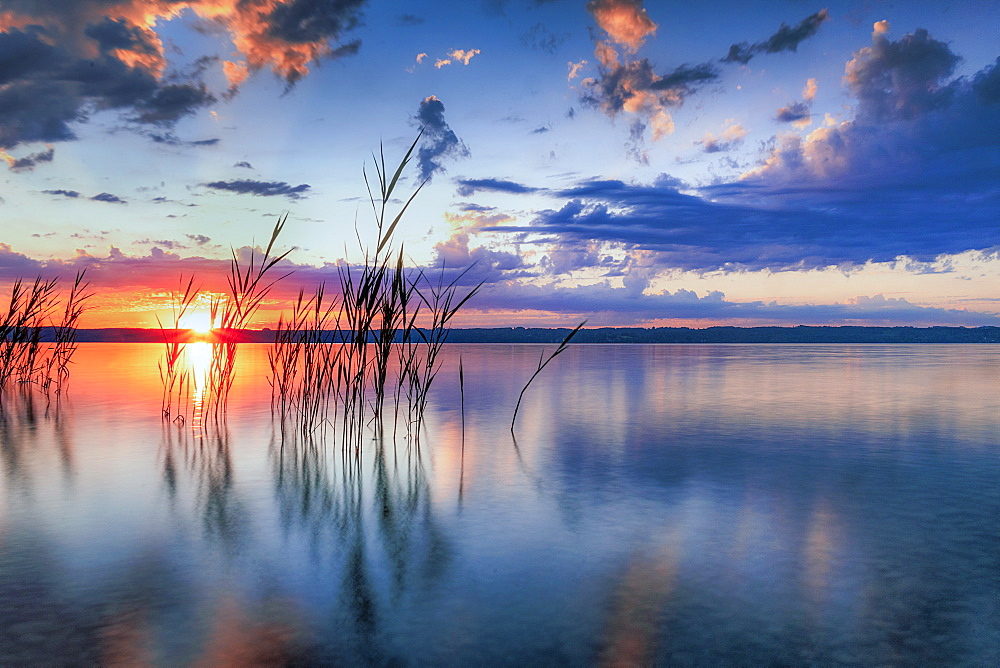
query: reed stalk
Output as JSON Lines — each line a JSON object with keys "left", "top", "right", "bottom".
{"left": 510, "top": 321, "right": 586, "bottom": 433}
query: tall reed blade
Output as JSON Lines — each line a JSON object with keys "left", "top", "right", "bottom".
{"left": 510, "top": 321, "right": 586, "bottom": 433}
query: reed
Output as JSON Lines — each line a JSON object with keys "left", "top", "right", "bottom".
{"left": 510, "top": 321, "right": 586, "bottom": 433}
{"left": 266, "top": 136, "right": 481, "bottom": 448}
{"left": 0, "top": 272, "right": 92, "bottom": 398}
{"left": 403, "top": 265, "right": 482, "bottom": 438}
{"left": 151, "top": 136, "right": 479, "bottom": 449}
{"left": 157, "top": 275, "right": 199, "bottom": 420}
{"left": 40, "top": 271, "right": 93, "bottom": 397}
{"left": 206, "top": 215, "right": 294, "bottom": 421}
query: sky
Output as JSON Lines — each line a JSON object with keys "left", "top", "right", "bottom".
{"left": 1, "top": 0, "right": 998, "bottom": 328}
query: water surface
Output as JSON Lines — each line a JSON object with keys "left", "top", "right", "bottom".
{"left": 1, "top": 343, "right": 998, "bottom": 665}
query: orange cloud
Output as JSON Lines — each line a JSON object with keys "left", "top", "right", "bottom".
{"left": 6, "top": 0, "right": 365, "bottom": 89}
{"left": 587, "top": 0, "right": 657, "bottom": 52}
{"left": 803, "top": 77, "right": 818, "bottom": 102}
{"left": 567, "top": 59, "right": 588, "bottom": 82}
{"left": 448, "top": 48, "right": 480, "bottom": 65}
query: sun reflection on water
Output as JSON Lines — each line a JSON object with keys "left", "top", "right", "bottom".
{"left": 185, "top": 341, "right": 213, "bottom": 433}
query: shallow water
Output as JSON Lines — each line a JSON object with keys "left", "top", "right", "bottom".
{"left": 1, "top": 343, "right": 998, "bottom": 665}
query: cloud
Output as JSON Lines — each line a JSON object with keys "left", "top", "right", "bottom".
{"left": 743, "top": 27, "right": 1000, "bottom": 187}
{"left": 775, "top": 78, "right": 819, "bottom": 128}
{"left": 775, "top": 101, "right": 811, "bottom": 123}
{"left": 146, "top": 132, "right": 219, "bottom": 147}
{"left": 202, "top": 179, "right": 311, "bottom": 199}
{"left": 455, "top": 178, "right": 541, "bottom": 197}
{"left": 477, "top": 162, "right": 999, "bottom": 273}
{"left": 91, "top": 192, "right": 127, "bottom": 204}
{"left": 520, "top": 23, "right": 569, "bottom": 54}
{"left": 42, "top": 189, "right": 81, "bottom": 198}
{"left": 568, "top": 59, "right": 588, "bottom": 82}
{"left": 448, "top": 48, "right": 480, "bottom": 65}
{"left": 0, "top": 0, "right": 367, "bottom": 152}
{"left": 4, "top": 146, "right": 55, "bottom": 172}
{"left": 399, "top": 14, "right": 424, "bottom": 26}
{"left": 803, "top": 77, "right": 818, "bottom": 102}
{"left": 845, "top": 23, "right": 960, "bottom": 123}
{"left": 722, "top": 9, "right": 830, "bottom": 64}
{"left": 580, "top": 1, "right": 718, "bottom": 146}
{"left": 430, "top": 48, "right": 481, "bottom": 69}
{"left": 233, "top": 161, "right": 254, "bottom": 169}
{"left": 696, "top": 121, "right": 746, "bottom": 153}
{"left": 0, "top": 20, "right": 214, "bottom": 150}
{"left": 581, "top": 58, "right": 718, "bottom": 138}
{"left": 586, "top": 0, "right": 657, "bottom": 52}
{"left": 413, "top": 96, "right": 469, "bottom": 182}
{"left": 974, "top": 56, "right": 1000, "bottom": 103}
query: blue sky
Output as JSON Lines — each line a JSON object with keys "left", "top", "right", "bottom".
{"left": 1, "top": 0, "right": 998, "bottom": 327}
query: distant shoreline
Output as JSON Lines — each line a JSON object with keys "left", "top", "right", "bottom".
{"left": 40, "top": 326, "right": 1000, "bottom": 344}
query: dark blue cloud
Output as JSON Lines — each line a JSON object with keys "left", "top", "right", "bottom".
{"left": 456, "top": 178, "right": 541, "bottom": 197}
{"left": 0, "top": 23, "right": 214, "bottom": 150}
{"left": 722, "top": 9, "right": 829, "bottom": 64}
{"left": 0, "top": 0, "right": 368, "bottom": 153}
{"left": 203, "top": 179, "right": 311, "bottom": 199}
{"left": 775, "top": 101, "right": 810, "bottom": 123}
{"left": 42, "top": 189, "right": 80, "bottom": 198}
{"left": 91, "top": 192, "right": 126, "bottom": 204}
{"left": 263, "top": 0, "right": 366, "bottom": 45}
{"left": 478, "top": 161, "right": 998, "bottom": 272}
{"left": 8, "top": 146, "right": 54, "bottom": 172}
{"left": 147, "top": 132, "right": 219, "bottom": 147}
{"left": 413, "top": 96, "right": 469, "bottom": 182}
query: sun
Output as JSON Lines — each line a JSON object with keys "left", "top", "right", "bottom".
{"left": 179, "top": 310, "right": 213, "bottom": 334}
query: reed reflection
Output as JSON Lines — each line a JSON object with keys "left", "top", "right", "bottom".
{"left": 159, "top": 418, "right": 247, "bottom": 556}
{"left": 270, "top": 429, "right": 453, "bottom": 662}
{"left": 0, "top": 387, "right": 77, "bottom": 492}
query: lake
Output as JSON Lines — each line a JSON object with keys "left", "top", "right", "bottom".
{"left": 1, "top": 343, "right": 998, "bottom": 665}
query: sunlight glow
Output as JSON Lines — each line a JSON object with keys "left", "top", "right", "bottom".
{"left": 180, "top": 310, "right": 213, "bottom": 333}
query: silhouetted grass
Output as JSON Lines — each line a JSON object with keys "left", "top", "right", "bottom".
{"left": 0, "top": 271, "right": 92, "bottom": 400}
{"left": 267, "top": 137, "right": 481, "bottom": 447}
{"left": 155, "top": 137, "right": 482, "bottom": 448}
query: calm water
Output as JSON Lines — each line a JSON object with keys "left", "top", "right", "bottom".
{"left": 1, "top": 343, "right": 998, "bottom": 666}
